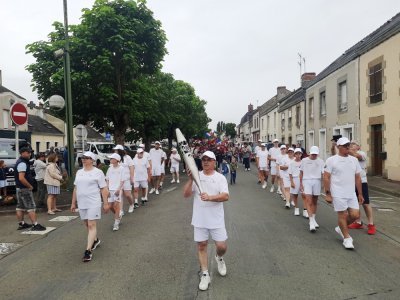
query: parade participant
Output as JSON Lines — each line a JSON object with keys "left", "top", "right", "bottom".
{"left": 348, "top": 141, "right": 376, "bottom": 234}
{"left": 254, "top": 139, "right": 263, "bottom": 183}
{"left": 15, "top": 147, "right": 46, "bottom": 231}
{"left": 149, "top": 141, "right": 164, "bottom": 195}
{"left": 275, "top": 144, "right": 287, "bottom": 197}
{"left": 133, "top": 148, "right": 151, "bottom": 206}
{"left": 300, "top": 146, "right": 324, "bottom": 231}
{"left": 324, "top": 137, "right": 364, "bottom": 249}
{"left": 113, "top": 145, "right": 135, "bottom": 214}
{"left": 289, "top": 148, "right": 303, "bottom": 216}
{"left": 230, "top": 157, "right": 238, "bottom": 185}
{"left": 268, "top": 139, "right": 281, "bottom": 192}
{"left": 44, "top": 153, "right": 63, "bottom": 214}
{"left": 71, "top": 151, "right": 109, "bottom": 262}
{"left": 242, "top": 142, "right": 251, "bottom": 171}
{"left": 279, "top": 147, "right": 294, "bottom": 208}
{"left": 256, "top": 143, "right": 269, "bottom": 189}
{"left": 159, "top": 149, "right": 167, "bottom": 188}
{"left": 33, "top": 153, "right": 47, "bottom": 207}
{"left": 136, "top": 144, "right": 152, "bottom": 201}
{"left": 169, "top": 148, "right": 181, "bottom": 183}
{"left": 105, "top": 153, "right": 124, "bottom": 231}
{"left": 183, "top": 151, "right": 229, "bottom": 291}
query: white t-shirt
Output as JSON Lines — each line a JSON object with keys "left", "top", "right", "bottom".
{"left": 268, "top": 147, "right": 281, "bottom": 167}
{"left": 325, "top": 155, "right": 362, "bottom": 198}
{"left": 120, "top": 155, "right": 134, "bottom": 181}
{"left": 300, "top": 157, "right": 324, "bottom": 180}
{"left": 357, "top": 151, "right": 368, "bottom": 183}
{"left": 74, "top": 168, "right": 107, "bottom": 209}
{"left": 161, "top": 151, "right": 167, "bottom": 167}
{"left": 191, "top": 171, "right": 229, "bottom": 229}
{"left": 256, "top": 149, "right": 269, "bottom": 168}
{"left": 254, "top": 145, "right": 261, "bottom": 155}
{"left": 278, "top": 156, "right": 294, "bottom": 178}
{"left": 133, "top": 157, "right": 150, "bottom": 181}
{"left": 170, "top": 153, "right": 181, "bottom": 167}
{"left": 150, "top": 148, "right": 163, "bottom": 167}
{"left": 105, "top": 165, "right": 123, "bottom": 190}
{"left": 288, "top": 160, "right": 302, "bottom": 178}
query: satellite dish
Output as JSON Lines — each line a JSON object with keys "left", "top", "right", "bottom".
{"left": 47, "top": 95, "right": 65, "bottom": 110}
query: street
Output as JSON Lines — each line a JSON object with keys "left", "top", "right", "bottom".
{"left": 1, "top": 166, "right": 400, "bottom": 300}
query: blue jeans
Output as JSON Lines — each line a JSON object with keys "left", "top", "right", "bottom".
{"left": 230, "top": 172, "right": 236, "bottom": 184}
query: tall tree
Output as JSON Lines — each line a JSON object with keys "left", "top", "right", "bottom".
{"left": 225, "top": 123, "right": 237, "bottom": 139}
{"left": 26, "top": 0, "right": 167, "bottom": 144}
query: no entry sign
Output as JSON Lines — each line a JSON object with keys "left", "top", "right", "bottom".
{"left": 10, "top": 103, "right": 28, "bottom": 126}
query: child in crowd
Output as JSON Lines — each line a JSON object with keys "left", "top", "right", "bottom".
{"left": 220, "top": 159, "right": 230, "bottom": 180}
{"left": 230, "top": 157, "right": 238, "bottom": 185}
{"left": 169, "top": 148, "right": 181, "bottom": 183}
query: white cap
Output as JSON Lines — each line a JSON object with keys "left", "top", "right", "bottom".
{"left": 294, "top": 148, "right": 303, "bottom": 153}
{"left": 139, "top": 143, "right": 145, "bottom": 148}
{"left": 113, "top": 144, "right": 124, "bottom": 150}
{"left": 310, "top": 146, "right": 319, "bottom": 155}
{"left": 273, "top": 139, "right": 279, "bottom": 143}
{"left": 108, "top": 153, "right": 121, "bottom": 161}
{"left": 171, "top": 148, "right": 177, "bottom": 152}
{"left": 137, "top": 148, "right": 144, "bottom": 153}
{"left": 83, "top": 151, "right": 96, "bottom": 160}
{"left": 288, "top": 147, "right": 294, "bottom": 152}
{"left": 201, "top": 151, "right": 216, "bottom": 160}
{"left": 155, "top": 141, "right": 161, "bottom": 145}
{"left": 280, "top": 145, "right": 287, "bottom": 149}
{"left": 337, "top": 137, "right": 351, "bottom": 146}
{"left": 258, "top": 139, "right": 262, "bottom": 142}
{"left": 261, "top": 143, "right": 266, "bottom": 147}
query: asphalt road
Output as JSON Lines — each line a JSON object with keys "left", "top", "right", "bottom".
{"left": 1, "top": 165, "right": 400, "bottom": 300}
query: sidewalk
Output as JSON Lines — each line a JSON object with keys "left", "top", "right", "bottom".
{"left": 367, "top": 175, "right": 400, "bottom": 198}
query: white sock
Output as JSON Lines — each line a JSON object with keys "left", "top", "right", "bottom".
{"left": 134, "top": 199, "right": 138, "bottom": 204}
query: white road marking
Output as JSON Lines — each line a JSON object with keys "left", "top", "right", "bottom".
{"left": 377, "top": 208, "right": 396, "bottom": 212}
{"left": 370, "top": 197, "right": 393, "bottom": 200}
{"left": 372, "top": 200, "right": 398, "bottom": 204}
{"left": 164, "top": 187, "right": 177, "bottom": 193}
{"left": 49, "top": 216, "right": 78, "bottom": 222}
{"left": 0, "top": 243, "right": 21, "bottom": 255}
{"left": 21, "top": 227, "right": 56, "bottom": 235}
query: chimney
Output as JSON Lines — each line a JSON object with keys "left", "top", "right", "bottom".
{"left": 301, "top": 72, "right": 316, "bottom": 87}
{"left": 248, "top": 103, "right": 253, "bottom": 112}
{"left": 276, "top": 86, "right": 288, "bottom": 100}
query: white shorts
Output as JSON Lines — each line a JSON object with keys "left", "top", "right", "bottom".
{"left": 108, "top": 190, "right": 121, "bottom": 203}
{"left": 123, "top": 180, "right": 132, "bottom": 191}
{"left": 194, "top": 227, "right": 228, "bottom": 242}
{"left": 170, "top": 165, "right": 179, "bottom": 173}
{"left": 79, "top": 206, "right": 101, "bottom": 220}
{"left": 152, "top": 166, "right": 161, "bottom": 177}
{"left": 290, "top": 177, "right": 300, "bottom": 195}
{"left": 333, "top": 195, "right": 359, "bottom": 212}
{"left": 259, "top": 166, "right": 269, "bottom": 172}
{"left": 303, "top": 179, "right": 321, "bottom": 195}
{"left": 160, "top": 165, "right": 165, "bottom": 175}
{"left": 134, "top": 180, "right": 148, "bottom": 189}
{"left": 270, "top": 164, "right": 278, "bottom": 176}
{"left": 0, "top": 180, "right": 6, "bottom": 188}
{"left": 282, "top": 176, "right": 291, "bottom": 188}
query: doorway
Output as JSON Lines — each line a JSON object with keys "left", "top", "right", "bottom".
{"left": 371, "top": 124, "right": 383, "bottom": 176}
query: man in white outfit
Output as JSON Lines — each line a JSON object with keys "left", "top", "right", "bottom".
{"left": 149, "top": 141, "right": 164, "bottom": 195}
{"left": 268, "top": 139, "right": 281, "bottom": 193}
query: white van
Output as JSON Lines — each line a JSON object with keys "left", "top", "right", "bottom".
{"left": 76, "top": 142, "right": 115, "bottom": 167}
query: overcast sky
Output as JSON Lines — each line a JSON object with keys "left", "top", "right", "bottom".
{"left": 1, "top": 1, "right": 399, "bottom": 130}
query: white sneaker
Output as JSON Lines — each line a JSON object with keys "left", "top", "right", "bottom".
{"left": 313, "top": 218, "right": 320, "bottom": 228}
{"left": 215, "top": 255, "right": 227, "bottom": 276}
{"left": 302, "top": 210, "right": 309, "bottom": 218}
{"left": 155, "top": 189, "right": 159, "bottom": 195}
{"left": 199, "top": 273, "right": 211, "bottom": 291}
{"left": 290, "top": 201, "right": 295, "bottom": 206}
{"left": 119, "top": 210, "right": 125, "bottom": 218}
{"left": 113, "top": 223, "right": 119, "bottom": 231}
{"left": 128, "top": 205, "right": 134, "bottom": 213}
{"left": 309, "top": 221, "right": 316, "bottom": 233}
{"left": 277, "top": 188, "right": 282, "bottom": 195}
{"left": 149, "top": 188, "right": 155, "bottom": 194}
{"left": 294, "top": 208, "right": 300, "bottom": 216}
{"left": 270, "top": 186, "right": 274, "bottom": 193}
{"left": 335, "top": 226, "right": 344, "bottom": 239}
{"left": 171, "top": 179, "right": 175, "bottom": 183}
{"left": 177, "top": 179, "right": 180, "bottom": 183}
{"left": 285, "top": 202, "right": 290, "bottom": 209}
{"left": 343, "top": 237, "right": 354, "bottom": 249}
{"left": 262, "top": 183, "right": 267, "bottom": 189}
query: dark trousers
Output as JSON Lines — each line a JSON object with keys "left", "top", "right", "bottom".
{"left": 35, "top": 180, "right": 47, "bottom": 207}
{"left": 243, "top": 157, "right": 250, "bottom": 169}
{"left": 230, "top": 172, "right": 236, "bottom": 184}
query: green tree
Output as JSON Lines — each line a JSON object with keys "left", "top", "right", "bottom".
{"left": 26, "top": 0, "right": 167, "bottom": 144}
{"left": 225, "top": 123, "right": 237, "bottom": 139}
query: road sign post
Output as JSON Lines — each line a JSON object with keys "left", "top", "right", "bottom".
{"left": 10, "top": 103, "right": 28, "bottom": 159}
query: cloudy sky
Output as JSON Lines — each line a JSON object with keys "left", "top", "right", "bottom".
{"left": 1, "top": 1, "right": 399, "bottom": 130}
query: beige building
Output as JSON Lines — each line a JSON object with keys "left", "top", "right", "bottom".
{"left": 359, "top": 13, "right": 400, "bottom": 179}
{"left": 238, "top": 104, "right": 255, "bottom": 143}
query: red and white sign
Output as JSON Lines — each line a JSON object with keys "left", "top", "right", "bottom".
{"left": 10, "top": 103, "right": 28, "bottom": 126}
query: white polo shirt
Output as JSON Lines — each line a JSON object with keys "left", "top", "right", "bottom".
{"left": 133, "top": 157, "right": 150, "bottom": 181}
{"left": 268, "top": 147, "right": 281, "bottom": 168}
{"left": 74, "top": 168, "right": 107, "bottom": 209}
{"left": 256, "top": 149, "right": 269, "bottom": 168}
{"left": 300, "top": 157, "right": 324, "bottom": 180}
{"left": 105, "top": 165, "right": 124, "bottom": 190}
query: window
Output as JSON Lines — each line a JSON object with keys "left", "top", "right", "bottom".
{"left": 295, "top": 105, "right": 301, "bottom": 127}
{"left": 288, "top": 110, "right": 292, "bottom": 129}
{"left": 338, "top": 81, "right": 347, "bottom": 111}
{"left": 320, "top": 91, "right": 326, "bottom": 117}
{"left": 36, "top": 142, "right": 40, "bottom": 154}
{"left": 281, "top": 112, "right": 285, "bottom": 130}
{"left": 55, "top": 142, "right": 58, "bottom": 147}
{"left": 46, "top": 142, "right": 50, "bottom": 150}
{"left": 308, "top": 131, "right": 315, "bottom": 147}
{"left": 3, "top": 110, "right": 9, "bottom": 129}
{"left": 319, "top": 129, "right": 327, "bottom": 160}
{"left": 261, "top": 118, "right": 264, "bottom": 130}
{"left": 369, "top": 63, "right": 382, "bottom": 104}
{"left": 267, "top": 115, "right": 270, "bottom": 130}
{"left": 309, "top": 97, "right": 314, "bottom": 119}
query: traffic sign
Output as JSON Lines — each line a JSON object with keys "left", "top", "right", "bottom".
{"left": 10, "top": 103, "right": 28, "bottom": 126}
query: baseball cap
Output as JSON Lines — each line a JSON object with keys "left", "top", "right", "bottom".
{"left": 310, "top": 146, "right": 319, "bottom": 155}
{"left": 155, "top": 141, "right": 161, "bottom": 145}
{"left": 113, "top": 144, "right": 124, "bottom": 150}
{"left": 294, "top": 148, "right": 303, "bottom": 153}
{"left": 261, "top": 143, "right": 266, "bottom": 147}
{"left": 258, "top": 139, "right": 262, "bottom": 142}
{"left": 139, "top": 143, "right": 145, "bottom": 148}
{"left": 273, "top": 139, "right": 279, "bottom": 143}
{"left": 108, "top": 153, "right": 121, "bottom": 161}
{"left": 337, "top": 137, "right": 351, "bottom": 146}
{"left": 171, "top": 148, "right": 177, "bottom": 152}
{"left": 201, "top": 151, "right": 216, "bottom": 160}
{"left": 288, "top": 147, "right": 294, "bottom": 152}
{"left": 280, "top": 145, "right": 287, "bottom": 149}
{"left": 350, "top": 140, "right": 360, "bottom": 145}
{"left": 83, "top": 151, "right": 96, "bottom": 160}
{"left": 137, "top": 148, "right": 144, "bottom": 153}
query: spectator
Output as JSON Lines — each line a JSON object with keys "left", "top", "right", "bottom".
{"left": 33, "top": 153, "right": 47, "bottom": 208}
{"left": 0, "top": 160, "right": 7, "bottom": 200}
{"left": 44, "top": 153, "right": 63, "bottom": 215}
